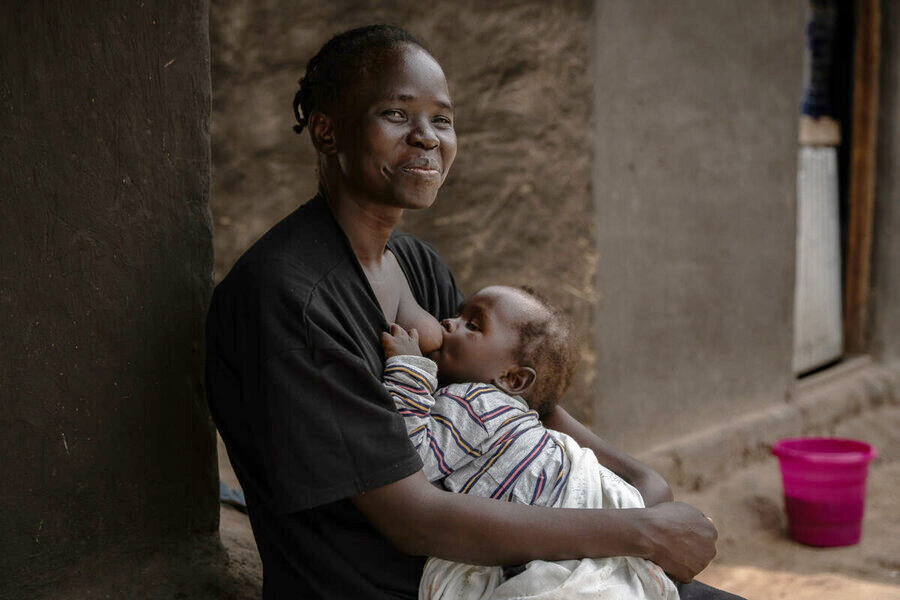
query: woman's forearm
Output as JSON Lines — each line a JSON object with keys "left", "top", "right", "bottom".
{"left": 413, "top": 482, "right": 643, "bottom": 565}
{"left": 354, "top": 470, "right": 642, "bottom": 563}
{"left": 541, "top": 406, "right": 674, "bottom": 506}
{"left": 351, "top": 470, "right": 717, "bottom": 582}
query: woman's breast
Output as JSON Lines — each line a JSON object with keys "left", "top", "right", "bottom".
{"left": 395, "top": 296, "right": 443, "bottom": 355}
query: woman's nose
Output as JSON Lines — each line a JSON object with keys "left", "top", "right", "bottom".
{"left": 408, "top": 122, "right": 439, "bottom": 150}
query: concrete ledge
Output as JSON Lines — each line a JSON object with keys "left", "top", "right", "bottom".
{"left": 639, "top": 357, "right": 900, "bottom": 492}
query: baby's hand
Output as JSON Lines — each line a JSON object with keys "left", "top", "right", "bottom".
{"left": 381, "top": 323, "right": 423, "bottom": 358}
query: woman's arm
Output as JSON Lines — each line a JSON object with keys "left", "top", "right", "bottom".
{"left": 351, "top": 470, "right": 716, "bottom": 582}
{"left": 541, "top": 406, "right": 674, "bottom": 506}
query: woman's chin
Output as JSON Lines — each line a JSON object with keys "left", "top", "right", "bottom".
{"left": 390, "top": 184, "right": 441, "bottom": 210}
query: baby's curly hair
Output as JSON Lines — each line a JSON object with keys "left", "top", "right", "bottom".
{"left": 512, "top": 286, "right": 579, "bottom": 417}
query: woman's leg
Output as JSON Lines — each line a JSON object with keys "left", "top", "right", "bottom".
{"left": 676, "top": 580, "right": 746, "bottom": 599}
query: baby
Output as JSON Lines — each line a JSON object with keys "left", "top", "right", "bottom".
{"left": 381, "top": 285, "right": 678, "bottom": 600}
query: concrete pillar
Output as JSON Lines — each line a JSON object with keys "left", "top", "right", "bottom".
{"left": 592, "top": 1, "right": 806, "bottom": 451}
{"left": 1, "top": 2, "right": 220, "bottom": 597}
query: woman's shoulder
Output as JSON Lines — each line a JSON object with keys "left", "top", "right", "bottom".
{"left": 220, "top": 197, "right": 353, "bottom": 294}
{"left": 237, "top": 196, "right": 348, "bottom": 271}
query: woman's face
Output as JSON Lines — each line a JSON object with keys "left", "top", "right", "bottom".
{"left": 332, "top": 45, "right": 457, "bottom": 211}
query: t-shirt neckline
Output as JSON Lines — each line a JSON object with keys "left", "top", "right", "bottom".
{"left": 312, "top": 192, "right": 423, "bottom": 330}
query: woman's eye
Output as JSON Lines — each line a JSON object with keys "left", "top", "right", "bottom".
{"left": 433, "top": 115, "right": 453, "bottom": 127}
{"left": 382, "top": 109, "right": 405, "bottom": 121}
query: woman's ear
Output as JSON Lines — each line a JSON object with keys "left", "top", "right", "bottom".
{"left": 308, "top": 112, "right": 337, "bottom": 154}
{"left": 494, "top": 366, "right": 536, "bottom": 397}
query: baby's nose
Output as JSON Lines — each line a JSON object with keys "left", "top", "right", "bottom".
{"left": 441, "top": 318, "right": 454, "bottom": 333}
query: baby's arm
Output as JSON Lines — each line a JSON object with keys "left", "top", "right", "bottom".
{"left": 381, "top": 324, "right": 491, "bottom": 482}
{"left": 382, "top": 353, "right": 446, "bottom": 482}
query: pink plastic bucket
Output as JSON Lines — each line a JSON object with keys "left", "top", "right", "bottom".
{"left": 772, "top": 437, "right": 877, "bottom": 546}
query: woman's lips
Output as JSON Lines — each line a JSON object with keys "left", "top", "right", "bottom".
{"left": 401, "top": 158, "right": 441, "bottom": 177}
{"left": 402, "top": 166, "right": 440, "bottom": 176}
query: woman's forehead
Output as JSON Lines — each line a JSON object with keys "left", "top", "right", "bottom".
{"left": 355, "top": 45, "right": 451, "bottom": 105}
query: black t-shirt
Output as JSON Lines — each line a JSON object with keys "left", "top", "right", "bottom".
{"left": 205, "top": 194, "right": 464, "bottom": 599}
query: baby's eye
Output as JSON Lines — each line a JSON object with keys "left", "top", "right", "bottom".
{"left": 465, "top": 320, "right": 479, "bottom": 331}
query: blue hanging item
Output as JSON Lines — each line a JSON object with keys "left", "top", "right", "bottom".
{"left": 801, "top": 0, "right": 838, "bottom": 118}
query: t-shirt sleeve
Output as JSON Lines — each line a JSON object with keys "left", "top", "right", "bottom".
{"left": 260, "top": 347, "right": 424, "bottom": 513}
{"left": 219, "top": 260, "right": 423, "bottom": 514}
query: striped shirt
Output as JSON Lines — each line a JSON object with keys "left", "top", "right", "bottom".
{"left": 384, "top": 355, "right": 571, "bottom": 506}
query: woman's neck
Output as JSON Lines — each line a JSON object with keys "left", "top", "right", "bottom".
{"left": 322, "top": 183, "right": 403, "bottom": 268}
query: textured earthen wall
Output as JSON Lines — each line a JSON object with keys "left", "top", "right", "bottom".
{"left": 210, "top": 0, "right": 596, "bottom": 420}
{"left": 1, "top": 3, "right": 219, "bottom": 597}
{"left": 592, "top": 1, "right": 805, "bottom": 451}
{"left": 871, "top": 2, "right": 900, "bottom": 361}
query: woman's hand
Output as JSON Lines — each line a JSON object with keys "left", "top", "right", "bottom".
{"left": 381, "top": 323, "right": 423, "bottom": 358}
{"left": 636, "top": 501, "right": 718, "bottom": 582}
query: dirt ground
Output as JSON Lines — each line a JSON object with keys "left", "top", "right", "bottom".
{"left": 216, "top": 405, "right": 900, "bottom": 599}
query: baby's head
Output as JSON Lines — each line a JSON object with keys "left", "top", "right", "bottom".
{"left": 429, "top": 286, "right": 578, "bottom": 416}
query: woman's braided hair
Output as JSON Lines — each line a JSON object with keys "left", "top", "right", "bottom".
{"left": 513, "top": 286, "right": 580, "bottom": 418}
{"left": 293, "top": 25, "right": 427, "bottom": 134}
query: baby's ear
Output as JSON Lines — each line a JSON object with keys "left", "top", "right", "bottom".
{"left": 495, "top": 366, "right": 536, "bottom": 397}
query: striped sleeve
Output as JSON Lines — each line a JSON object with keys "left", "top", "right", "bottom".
{"left": 383, "top": 357, "right": 501, "bottom": 483}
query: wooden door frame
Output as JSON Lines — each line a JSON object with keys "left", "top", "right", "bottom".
{"left": 843, "top": 0, "right": 881, "bottom": 354}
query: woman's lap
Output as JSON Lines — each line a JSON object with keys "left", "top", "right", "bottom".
{"left": 676, "top": 580, "right": 746, "bottom": 599}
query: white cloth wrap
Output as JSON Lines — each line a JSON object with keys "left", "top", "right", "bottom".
{"left": 419, "top": 430, "right": 679, "bottom": 600}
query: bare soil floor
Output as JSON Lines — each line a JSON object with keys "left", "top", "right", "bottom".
{"left": 217, "top": 405, "right": 900, "bottom": 599}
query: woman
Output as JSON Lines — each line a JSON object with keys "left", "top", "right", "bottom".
{"left": 206, "top": 25, "right": 725, "bottom": 599}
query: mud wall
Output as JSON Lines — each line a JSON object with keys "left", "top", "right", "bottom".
{"left": 210, "top": 0, "right": 596, "bottom": 420}
{"left": 871, "top": 2, "right": 900, "bottom": 361}
{"left": 1, "top": 2, "right": 218, "bottom": 597}
{"left": 592, "top": 1, "right": 805, "bottom": 450}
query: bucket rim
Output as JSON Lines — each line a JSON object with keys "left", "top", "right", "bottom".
{"left": 771, "top": 436, "right": 877, "bottom": 464}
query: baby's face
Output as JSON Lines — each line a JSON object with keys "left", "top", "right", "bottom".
{"left": 429, "top": 286, "right": 545, "bottom": 386}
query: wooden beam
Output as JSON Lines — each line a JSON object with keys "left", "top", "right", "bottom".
{"left": 843, "top": 0, "right": 881, "bottom": 353}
